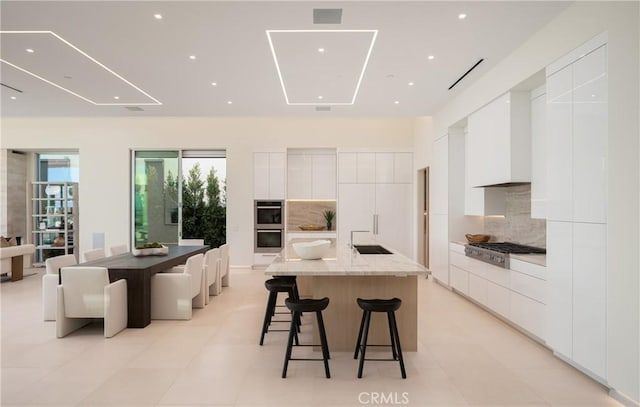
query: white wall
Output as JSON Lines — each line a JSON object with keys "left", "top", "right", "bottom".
{"left": 427, "top": 2, "right": 639, "bottom": 403}
{"left": 0, "top": 117, "right": 415, "bottom": 266}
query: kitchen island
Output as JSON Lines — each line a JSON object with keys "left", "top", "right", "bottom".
{"left": 265, "top": 240, "right": 428, "bottom": 351}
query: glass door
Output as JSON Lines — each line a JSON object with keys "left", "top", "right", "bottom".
{"left": 132, "top": 150, "right": 226, "bottom": 248}
{"left": 132, "top": 151, "right": 179, "bottom": 247}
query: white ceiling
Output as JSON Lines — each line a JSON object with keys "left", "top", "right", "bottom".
{"left": 0, "top": 1, "right": 571, "bottom": 117}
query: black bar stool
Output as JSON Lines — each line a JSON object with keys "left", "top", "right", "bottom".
{"left": 272, "top": 275, "right": 301, "bottom": 316}
{"left": 282, "top": 297, "right": 331, "bottom": 379}
{"left": 260, "top": 278, "right": 301, "bottom": 346}
{"left": 353, "top": 297, "right": 406, "bottom": 379}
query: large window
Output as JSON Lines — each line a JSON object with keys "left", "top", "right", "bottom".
{"left": 132, "top": 150, "right": 226, "bottom": 247}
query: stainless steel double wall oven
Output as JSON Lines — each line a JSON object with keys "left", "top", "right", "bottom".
{"left": 254, "top": 200, "right": 284, "bottom": 253}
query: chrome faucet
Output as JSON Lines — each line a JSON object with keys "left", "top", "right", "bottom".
{"left": 350, "top": 230, "right": 370, "bottom": 249}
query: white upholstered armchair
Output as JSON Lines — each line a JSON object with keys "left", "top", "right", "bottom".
{"left": 151, "top": 253, "right": 205, "bottom": 320}
{"left": 204, "top": 248, "right": 220, "bottom": 301}
{"left": 43, "top": 254, "right": 77, "bottom": 321}
{"left": 83, "top": 248, "right": 106, "bottom": 262}
{"left": 56, "top": 267, "right": 127, "bottom": 338}
{"left": 219, "top": 243, "right": 230, "bottom": 287}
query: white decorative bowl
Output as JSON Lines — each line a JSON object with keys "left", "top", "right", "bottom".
{"left": 292, "top": 240, "right": 331, "bottom": 260}
{"left": 132, "top": 245, "right": 169, "bottom": 257}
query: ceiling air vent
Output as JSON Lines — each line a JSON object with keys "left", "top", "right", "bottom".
{"left": 313, "top": 8, "right": 342, "bottom": 24}
{"left": 448, "top": 58, "right": 484, "bottom": 90}
{"left": 125, "top": 106, "right": 144, "bottom": 111}
{"left": 315, "top": 106, "right": 331, "bottom": 112}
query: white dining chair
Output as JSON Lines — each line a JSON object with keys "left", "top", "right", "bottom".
{"left": 219, "top": 243, "right": 230, "bottom": 287}
{"left": 178, "top": 239, "right": 204, "bottom": 246}
{"left": 109, "top": 244, "right": 128, "bottom": 256}
{"left": 43, "top": 254, "right": 77, "bottom": 321}
{"left": 203, "top": 248, "right": 221, "bottom": 301}
{"left": 56, "top": 266, "right": 127, "bottom": 338}
{"left": 83, "top": 248, "right": 106, "bottom": 262}
{"left": 151, "top": 253, "right": 205, "bottom": 320}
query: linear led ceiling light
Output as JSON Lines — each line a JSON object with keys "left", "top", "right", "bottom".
{"left": 0, "top": 31, "right": 162, "bottom": 106}
{"left": 266, "top": 29, "right": 378, "bottom": 106}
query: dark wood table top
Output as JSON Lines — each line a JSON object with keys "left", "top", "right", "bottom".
{"left": 79, "top": 245, "right": 209, "bottom": 270}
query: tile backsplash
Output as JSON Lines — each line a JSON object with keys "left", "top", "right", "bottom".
{"left": 484, "top": 185, "right": 546, "bottom": 247}
{"left": 287, "top": 201, "right": 337, "bottom": 231}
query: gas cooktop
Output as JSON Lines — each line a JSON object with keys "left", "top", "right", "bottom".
{"left": 467, "top": 242, "right": 546, "bottom": 254}
{"left": 465, "top": 242, "right": 546, "bottom": 268}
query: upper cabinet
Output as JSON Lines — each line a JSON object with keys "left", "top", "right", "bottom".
{"left": 464, "top": 132, "right": 506, "bottom": 216}
{"left": 546, "top": 41, "right": 607, "bottom": 224}
{"left": 338, "top": 151, "right": 413, "bottom": 184}
{"left": 287, "top": 150, "right": 337, "bottom": 200}
{"left": 254, "top": 152, "right": 285, "bottom": 200}
{"left": 467, "top": 92, "right": 531, "bottom": 187}
{"left": 530, "top": 86, "right": 547, "bottom": 219}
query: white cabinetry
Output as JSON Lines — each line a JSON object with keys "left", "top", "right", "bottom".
{"left": 312, "top": 155, "right": 337, "bottom": 199}
{"left": 287, "top": 154, "right": 311, "bottom": 199}
{"left": 546, "top": 44, "right": 607, "bottom": 224}
{"left": 449, "top": 242, "right": 548, "bottom": 342}
{"left": 530, "top": 86, "right": 547, "bottom": 219}
{"left": 337, "top": 183, "right": 376, "bottom": 246}
{"left": 337, "top": 150, "right": 413, "bottom": 257}
{"left": 572, "top": 222, "right": 606, "bottom": 378}
{"left": 254, "top": 152, "right": 285, "bottom": 200}
{"left": 430, "top": 136, "right": 449, "bottom": 285}
{"left": 287, "top": 152, "right": 336, "bottom": 200}
{"left": 467, "top": 92, "right": 531, "bottom": 187}
{"left": 546, "top": 35, "right": 608, "bottom": 380}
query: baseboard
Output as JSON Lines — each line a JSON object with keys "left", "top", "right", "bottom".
{"left": 230, "top": 265, "right": 252, "bottom": 270}
{"left": 610, "top": 389, "right": 640, "bottom": 407}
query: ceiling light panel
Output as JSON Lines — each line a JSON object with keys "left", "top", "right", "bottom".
{"left": 266, "top": 30, "right": 377, "bottom": 105}
{"left": 0, "top": 31, "right": 161, "bottom": 105}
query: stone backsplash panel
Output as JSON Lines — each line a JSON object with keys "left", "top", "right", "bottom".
{"left": 484, "top": 185, "right": 546, "bottom": 247}
{"left": 287, "top": 201, "right": 337, "bottom": 231}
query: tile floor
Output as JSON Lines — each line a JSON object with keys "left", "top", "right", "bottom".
{"left": 1, "top": 268, "right": 620, "bottom": 406}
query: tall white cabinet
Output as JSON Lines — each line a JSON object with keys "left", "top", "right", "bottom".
{"left": 337, "top": 150, "right": 413, "bottom": 257}
{"left": 546, "top": 34, "right": 608, "bottom": 380}
{"left": 429, "top": 135, "right": 449, "bottom": 285}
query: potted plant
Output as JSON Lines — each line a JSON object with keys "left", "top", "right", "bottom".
{"left": 323, "top": 209, "right": 336, "bottom": 231}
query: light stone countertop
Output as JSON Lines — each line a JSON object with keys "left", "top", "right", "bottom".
{"left": 266, "top": 239, "right": 429, "bottom": 277}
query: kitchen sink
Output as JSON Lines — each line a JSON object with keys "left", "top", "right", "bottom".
{"left": 354, "top": 245, "right": 392, "bottom": 255}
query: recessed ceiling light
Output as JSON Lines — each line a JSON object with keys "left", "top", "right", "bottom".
{"left": 25, "top": 48, "right": 34, "bottom": 53}
{"left": 458, "top": 13, "right": 467, "bottom": 20}
{"left": 189, "top": 55, "right": 196, "bottom": 60}
{"left": 10, "top": 96, "right": 17, "bottom": 100}
{"left": 211, "top": 82, "right": 217, "bottom": 86}
{"left": 113, "top": 96, "right": 120, "bottom": 100}
{"left": 227, "top": 100, "right": 233, "bottom": 105}
{"left": 408, "top": 82, "right": 415, "bottom": 86}
{"left": 591, "top": 94, "right": 596, "bottom": 98}
{"left": 428, "top": 55, "right": 435, "bottom": 60}
{"left": 318, "top": 48, "right": 325, "bottom": 53}
{"left": 154, "top": 14, "right": 163, "bottom": 20}
{"left": 317, "top": 95, "right": 324, "bottom": 100}
{"left": 394, "top": 100, "right": 400, "bottom": 105}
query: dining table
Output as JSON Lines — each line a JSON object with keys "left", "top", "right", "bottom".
{"left": 77, "top": 245, "right": 209, "bottom": 328}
